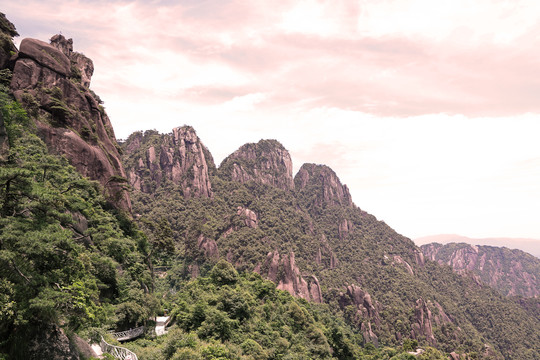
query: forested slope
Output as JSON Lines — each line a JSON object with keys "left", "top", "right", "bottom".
{"left": 123, "top": 129, "right": 540, "bottom": 359}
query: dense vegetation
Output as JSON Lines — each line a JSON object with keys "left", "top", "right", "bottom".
{"left": 123, "top": 129, "right": 540, "bottom": 360}
{"left": 0, "top": 81, "right": 157, "bottom": 358}
{"left": 122, "top": 260, "right": 449, "bottom": 360}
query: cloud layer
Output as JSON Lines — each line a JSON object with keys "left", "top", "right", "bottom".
{"left": 4, "top": 0, "right": 540, "bottom": 244}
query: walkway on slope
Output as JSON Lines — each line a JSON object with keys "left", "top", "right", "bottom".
{"left": 93, "top": 316, "right": 170, "bottom": 359}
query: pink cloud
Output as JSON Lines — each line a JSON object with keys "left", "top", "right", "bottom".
{"left": 5, "top": 0, "right": 540, "bottom": 117}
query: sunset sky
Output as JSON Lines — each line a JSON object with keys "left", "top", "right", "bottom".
{"left": 3, "top": 1, "right": 540, "bottom": 253}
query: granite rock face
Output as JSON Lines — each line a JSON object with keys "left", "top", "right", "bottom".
{"left": 219, "top": 139, "right": 294, "bottom": 191}
{"left": 410, "top": 298, "right": 452, "bottom": 347}
{"left": 294, "top": 163, "right": 353, "bottom": 208}
{"left": 258, "top": 251, "right": 322, "bottom": 303}
{"left": 421, "top": 242, "right": 540, "bottom": 298}
{"left": 123, "top": 126, "right": 214, "bottom": 199}
{"left": 9, "top": 34, "right": 130, "bottom": 210}
{"left": 338, "top": 284, "right": 382, "bottom": 346}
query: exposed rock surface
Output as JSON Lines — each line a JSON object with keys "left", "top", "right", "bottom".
{"left": 8, "top": 34, "right": 130, "bottom": 210}
{"left": 294, "top": 163, "right": 353, "bottom": 208}
{"left": 219, "top": 139, "right": 294, "bottom": 190}
{"left": 122, "top": 127, "right": 214, "bottom": 198}
{"left": 259, "top": 251, "right": 322, "bottom": 303}
{"left": 338, "top": 284, "right": 382, "bottom": 345}
{"left": 198, "top": 234, "right": 219, "bottom": 259}
{"left": 314, "top": 235, "right": 339, "bottom": 269}
{"left": 393, "top": 255, "right": 414, "bottom": 276}
{"left": 421, "top": 242, "right": 540, "bottom": 298}
{"left": 410, "top": 298, "right": 452, "bottom": 347}
{"left": 237, "top": 206, "right": 258, "bottom": 228}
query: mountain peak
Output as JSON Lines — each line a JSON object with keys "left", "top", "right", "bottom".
{"left": 219, "top": 139, "right": 294, "bottom": 190}
{"left": 10, "top": 33, "right": 130, "bottom": 210}
{"left": 294, "top": 163, "right": 353, "bottom": 208}
{"left": 122, "top": 126, "right": 214, "bottom": 198}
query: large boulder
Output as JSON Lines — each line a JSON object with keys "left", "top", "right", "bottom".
{"left": 18, "top": 38, "right": 70, "bottom": 76}
{"left": 10, "top": 35, "right": 130, "bottom": 210}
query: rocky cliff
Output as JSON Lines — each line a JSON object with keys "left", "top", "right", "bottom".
{"left": 338, "top": 284, "right": 382, "bottom": 345}
{"left": 294, "top": 163, "right": 353, "bottom": 208}
{"left": 421, "top": 242, "right": 540, "bottom": 297}
{"left": 258, "top": 250, "right": 323, "bottom": 303}
{"left": 122, "top": 126, "right": 214, "bottom": 198}
{"left": 7, "top": 34, "right": 130, "bottom": 210}
{"left": 218, "top": 139, "right": 294, "bottom": 190}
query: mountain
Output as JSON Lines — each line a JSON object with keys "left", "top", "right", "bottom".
{"left": 0, "top": 17, "right": 155, "bottom": 359}
{"left": 415, "top": 234, "right": 540, "bottom": 259}
{"left": 2, "top": 13, "right": 539, "bottom": 359}
{"left": 8, "top": 29, "right": 130, "bottom": 210}
{"left": 124, "top": 127, "right": 540, "bottom": 359}
{"left": 122, "top": 126, "right": 214, "bottom": 198}
{"left": 420, "top": 242, "right": 540, "bottom": 298}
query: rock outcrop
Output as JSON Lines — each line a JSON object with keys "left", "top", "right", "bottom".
{"left": 314, "top": 235, "right": 339, "bottom": 269}
{"left": 198, "top": 234, "right": 219, "bottom": 259}
{"left": 237, "top": 206, "right": 258, "bottom": 228}
{"left": 410, "top": 298, "right": 452, "bottom": 347}
{"left": 8, "top": 34, "right": 130, "bottom": 210}
{"left": 219, "top": 139, "right": 294, "bottom": 191}
{"left": 393, "top": 255, "right": 414, "bottom": 276}
{"left": 122, "top": 127, "right": 214, "bottom": 198}
{"left": 294, "top": 163, "right": 353, "bottom": 208}
{"left": 421, "top": 242, "right": 540, "bottom": 298}
{"left": 19, "top": 322, "right": 80, "bottom": 360}
{"left": 338, "top": 284, "right": 382, "bottom": 345}
{"left": 259, "top": 251, "right": 322, "bottom": 303}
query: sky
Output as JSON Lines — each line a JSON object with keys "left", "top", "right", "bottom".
{"left": 3, "top": 1, "right": 540, "bottom": 253}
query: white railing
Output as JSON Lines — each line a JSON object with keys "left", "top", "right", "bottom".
{"left": 100, "top": 336, "right": 138, "bottom": 360}
{"left": 110, "top": 326, "right": 145, "bottom": 341}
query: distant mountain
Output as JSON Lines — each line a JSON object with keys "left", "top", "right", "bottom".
{"left": 420, "top": 242, "right": 540, "bottom": 298}
{"left": 415, "top": 234, "right": 540, "bottom": 258}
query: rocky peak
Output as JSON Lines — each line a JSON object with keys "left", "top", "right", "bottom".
{"left": 294, "top": 163, "right": 353, "bottom": 208}
{"left": 219, "top": 139, "right": 294, "bottom": 191}
{"left": 421, "top": 242, "right": 540, "bottom": 298}
{"left": 50, "top": 34, "right": 94, "bottom": 88}
{"left": 8, "top": 34, "right": 130, "bottom": 210}
{"left": 122, "top": 126, "right": 214, "bottom": 198}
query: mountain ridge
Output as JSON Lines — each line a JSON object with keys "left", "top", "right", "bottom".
{"left": 415, "top": 234, "right": 540, "bottom": 259}
{"left": 124, "top": 126, "right": 540, "bottom": 359}
{"left": 2, "top": 15, "right": 539, "bottom": 359}
{"left": 421, "top": 242, "right": 540, "bottom": 298}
